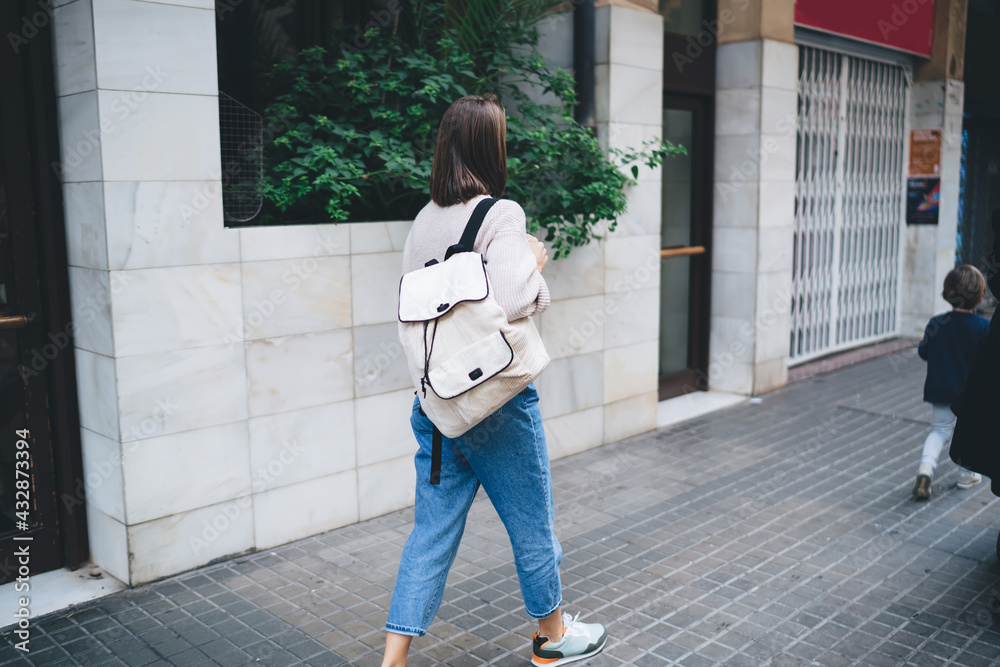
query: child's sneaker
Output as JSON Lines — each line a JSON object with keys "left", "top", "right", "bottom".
{"left": 531, "top": 612, "right": 607, "bottom": 666}
{"left": 913, "top": 474, "right": 932, "bottom": 500}
{"left": 957, "top": 471, "right": 982, "bottom": 489}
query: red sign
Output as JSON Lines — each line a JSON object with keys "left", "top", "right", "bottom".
{"left": 794, "top": 0, "right": 936, "bottom": 57}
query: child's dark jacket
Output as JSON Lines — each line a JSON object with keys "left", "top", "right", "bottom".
{"left": 917, "top": 311, "right": 989, "bottom": 404}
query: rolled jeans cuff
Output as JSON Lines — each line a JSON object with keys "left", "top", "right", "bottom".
{"left": 525, "top": 597, "right": 563, "bottom": 620}
{"left": 385, "top": 623, "right": 425, "bottom": 638}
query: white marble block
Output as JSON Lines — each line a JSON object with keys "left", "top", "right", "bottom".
{"left": 117, "top": 344, "right": 248, "bottom": 441}
{"left": 52, "top": 0, "right": 97, "bottom": 99}
{"left": 355, "top": 389, "right": 418, "bottom": 467}
{"left": 98, "top": 90, "right": 221, "bottom": 182}
{"left": 79, "top": 428, "right": 124, "bottom": 523}
{"left": 246, "top": 330, "right": 354, "bottom": 417}
{"left": 253, "top": 470, "right": 359, "bottom": 550}
{"left": 103, "top": 181, "right": 240, "bottom": 270}
{"left": 63, "top": 182, "right": 108, "bottom": 270}
{"left": 85, "top": 503, "right": 129, "bottom": 584}
{"left": 111, "top": 263, "right": 243, "bottom": 356}
{"left": 240, "top": 224, "right": 350, "bottom": 261}
{"left": 248, "top": 401, "right": 357, "bottom": 492}
{"left": 358, "top": 455, "right": 415, "bottom": 521}
{"left": 351, "top": 251, "right": 404, "bottom": 326}
{"left": 127, "top": 499, "right": 255, "bottom": 585}
{"left": 241, "top": 257, "right": 352, "bottom": 339}
{"left": 93, "top": 0, "right": 218, "bottom": 96}
{"left": 122, "top": 421, "right": 251, "bottom": 524}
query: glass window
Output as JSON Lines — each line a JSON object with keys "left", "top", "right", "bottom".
{"left": 659, "top": 0, "right": 706, "bottom": 35}
{"left": 216, "top": 0, "right": 400, "bottom": 226}
{"left": 659, "top": 108, "right": 693, "bottom": 377}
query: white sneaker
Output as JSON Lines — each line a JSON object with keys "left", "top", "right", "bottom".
{"left": 957, "top": 471, "right": 982, "bottom": 489}
{"left": 531, "top": 612, "right": 607, "bottom": 666}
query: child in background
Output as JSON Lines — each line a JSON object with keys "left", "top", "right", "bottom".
{"left": 913, "top": 265, "right": 991, "bottom": 500}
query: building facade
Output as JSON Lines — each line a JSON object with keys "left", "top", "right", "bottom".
{"left": 0, "top": 0, "right": 983, "bottom": 589}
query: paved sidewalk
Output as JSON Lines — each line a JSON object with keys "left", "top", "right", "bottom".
{"left": 3, "top": 349, "right": 1000, "bottom": 666}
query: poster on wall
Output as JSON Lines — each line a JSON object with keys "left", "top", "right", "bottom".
{"left": 909, "top": 129, "right": 942, "bottom": 177}
{"left": 906, "top": 129, "right": 942, "bottom": 225}
{"left": 907, "top": 177, "right": 940, "bottom": 225}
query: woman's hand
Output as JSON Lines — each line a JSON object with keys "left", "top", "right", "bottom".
{"left": 526, "top": 234, "right": 548, "bottom": 273}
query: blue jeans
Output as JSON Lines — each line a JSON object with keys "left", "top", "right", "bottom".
{"left": 385, "top": 383, "right": 563, "bottom": 637}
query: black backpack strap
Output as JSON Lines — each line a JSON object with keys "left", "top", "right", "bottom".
{"left": 445, "top": 197, "right": 499, "bottom": 260}
{"left": 430, "top": 425, "right": 442, "bottom": 485}
{"left": 428, "top": 197, "right": 497, "bottom": 485}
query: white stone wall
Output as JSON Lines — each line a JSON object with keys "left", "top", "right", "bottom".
{"left": 709, "top": 39, "right": 798, "bottom": 395}
{"left": 51, "top": 0, "right": 667, "bottom": 584}
{"left": 531, "top": 5, "right": 665, "bottom": 451}
{"left": 902, "top": 80, "right": 965, "bottom": 337}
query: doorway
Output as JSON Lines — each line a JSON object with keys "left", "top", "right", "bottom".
{"left": 0, "top": 0, "right": 87, "bottom": 582}
{"left": 659, "top": 95, "right": 713, "bottom": 400}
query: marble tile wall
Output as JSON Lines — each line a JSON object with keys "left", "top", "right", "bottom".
{"left": 51, "top": 0, "right": 125, "bottom": 567}
{"left": 585, "top": 5, "right": 662, "bottom": 441}
{"left": 709, "top": 39, "right": 797, "bottom": 395}
{"left": 902, "top": 80, "right": 964, "bottom": 338}
{"left": 51, "top": 1, "right": 670, "bottom": 585}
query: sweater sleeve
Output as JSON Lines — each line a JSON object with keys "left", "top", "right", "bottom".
{"left": 482, "top": 204, "right": 551, "bottom": 321}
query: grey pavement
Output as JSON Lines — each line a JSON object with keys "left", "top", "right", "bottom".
{"left": 3, "top": 349, "right": 1000, "bottom": 666}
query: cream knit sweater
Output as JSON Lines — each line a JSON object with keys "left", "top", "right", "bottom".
{"left": 401, "top": 194, "right": 551, "bottom": 321}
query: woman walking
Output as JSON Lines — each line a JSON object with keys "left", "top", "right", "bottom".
{"left": 381, "top": 94, "right": 607, "bottom": 667}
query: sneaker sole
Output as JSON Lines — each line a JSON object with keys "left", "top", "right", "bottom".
{"left": 531, "top": 636, "right": 607, "bottom": 666}
{"left": 957, "top": 479, "right": 982, "bottom": 490}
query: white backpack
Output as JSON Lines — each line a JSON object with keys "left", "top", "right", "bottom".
{"left": 397, "top": 198, "right": 550, "bottom": 483}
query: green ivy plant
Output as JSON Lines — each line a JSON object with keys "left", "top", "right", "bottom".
{"left": 260, "top": 0, "right": 685, "bottom": 258}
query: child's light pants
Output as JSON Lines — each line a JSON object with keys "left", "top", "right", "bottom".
{"left": 920, "top": 403, "right": 975, "bottom": 475}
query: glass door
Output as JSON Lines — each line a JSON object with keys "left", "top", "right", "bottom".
{"left": 659, "top": 95, "right": 712, "bottom": 400}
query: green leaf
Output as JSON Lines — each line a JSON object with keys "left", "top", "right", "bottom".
{"left": 260, "top": 0, "right": 684, "bottom": 240}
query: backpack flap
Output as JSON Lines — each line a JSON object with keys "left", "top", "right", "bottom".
{"left": 398, "top": 252, "right": 489, "bottom": 323}
{"left": 427, "top": 330, "right": 514, "bottom": 399}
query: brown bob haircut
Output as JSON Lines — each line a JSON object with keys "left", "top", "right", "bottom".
{"left": 942, "top": 264, "right": 986, "bottom": 310}
{"left": 430, "top": 93, "right": 507, "bottom": 206}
